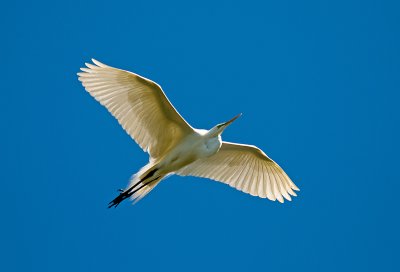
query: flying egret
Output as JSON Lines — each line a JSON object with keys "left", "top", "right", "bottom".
{"left": 77, "top": 59, "right": 299, "bottom": 208}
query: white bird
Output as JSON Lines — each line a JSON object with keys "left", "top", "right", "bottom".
{"left": 77, "top": 59, "right": 299, "bottom": 208}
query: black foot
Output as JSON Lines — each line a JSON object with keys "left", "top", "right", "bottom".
{"left": 108, "top": 178, "right": 151, "bottom": 208}
{"left": 108, "top": 190, "right": 131, "bottom": 208}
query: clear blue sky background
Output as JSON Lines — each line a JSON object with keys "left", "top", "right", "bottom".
{"left": 1, "top": 0, "right": 399, "bottom": 271}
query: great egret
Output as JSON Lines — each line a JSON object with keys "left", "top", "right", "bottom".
{"left": 78, "top": 59, "right": 299, "bottom": 208}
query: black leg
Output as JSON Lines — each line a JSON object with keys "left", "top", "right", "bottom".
{"left": 108, "top": 177, "right": 158, "bottom": 208}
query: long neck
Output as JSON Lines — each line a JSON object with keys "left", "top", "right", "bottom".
{"left": 206, "top": 126, "right": 220, "bottom": 138}
{"left": 203, "top": 133, "right": 222, "bottom": 157}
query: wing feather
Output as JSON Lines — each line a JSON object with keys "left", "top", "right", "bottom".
{"left": 259, "top": 163, "right": 267, "bottom": 198}
{"left": 176, "top": 141, "right": 299, "bottom": 202}
{"left": 78, "top": 59, "right": 193, "bottom": 159}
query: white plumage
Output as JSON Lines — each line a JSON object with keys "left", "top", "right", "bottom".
{"left": 77, "top": 59, "right": 299, "bottom": 207}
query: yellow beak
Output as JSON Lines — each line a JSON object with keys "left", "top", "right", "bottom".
{"left": 223, "top": 113, "right": 242, "bottom": 127}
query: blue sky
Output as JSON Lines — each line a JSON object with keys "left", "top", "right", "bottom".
{"left": 1, "top": 0, "right": 399, "bottom": 271}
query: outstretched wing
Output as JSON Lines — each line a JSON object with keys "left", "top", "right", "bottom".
{"left": 78, "top": 59, "right": 193, "bottom": 159}
{"left": 176, "top": 141, "right": 299, "bottom": 202}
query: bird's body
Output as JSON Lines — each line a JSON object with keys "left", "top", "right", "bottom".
{"left": 78, "top": 59, "right": 299, "bottom": 207}
{"left": 158, "top": 131, "right": 220, "bottom": 171}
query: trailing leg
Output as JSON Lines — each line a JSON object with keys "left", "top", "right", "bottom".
{"left": 108, "top": 170, "right": 161, "bottom": 208}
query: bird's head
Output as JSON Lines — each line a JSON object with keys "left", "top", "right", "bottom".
{"left": 208, "top": 113, "right": 242, "bottom": 137}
